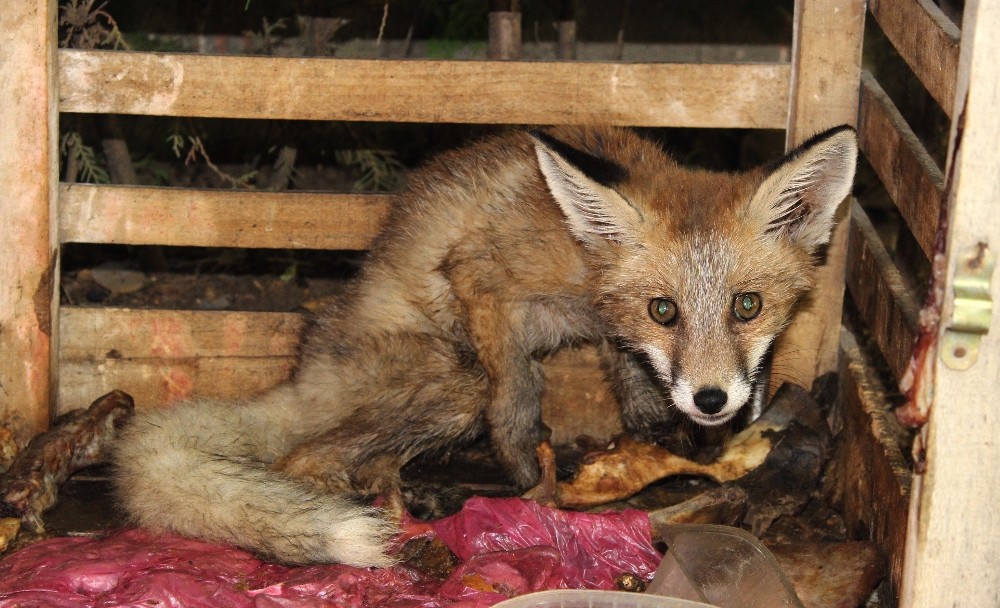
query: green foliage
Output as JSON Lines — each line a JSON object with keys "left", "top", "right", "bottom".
{"left": 426, "top": 0, "right": 488, "bottom": 40}
{"left": 245, "top": 17, "right": 288, "bottom": 55}
{"left": 425, "top": 39, "right": 485, "bottom": 59}
{"left": 334, "top": 149, "right": 405, "bottom": 192}
{"left": 59, "top": 0, "right": 129, "bottom": 50}
{"left": 60, "top": 132, "right": 110, "bottom": 184}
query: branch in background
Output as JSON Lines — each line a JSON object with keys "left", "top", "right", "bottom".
{"left": 244, "top": 17, "right": 287, "bottom": 55}
{"left": 376, "top": 2, "right": 390, "bottom": 52}
{"left": 615, "top": 0, "right": 631, "bottom": 61}
{"left": 59, "top": 0, "right": 129, "bottom": 50}
{"left": 172, "top": 134, "right": 257, "bottom": 189}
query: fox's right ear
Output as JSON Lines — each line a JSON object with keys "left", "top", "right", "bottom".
{"left": 531, "top": 131, "right": 643, "bottom": 247}
{"left": 745, "top": 126, "right": 858, "bottom": 253}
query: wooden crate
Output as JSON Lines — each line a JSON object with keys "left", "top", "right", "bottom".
{"left": 1, "top": 1, "right": 997, "bottom": 605}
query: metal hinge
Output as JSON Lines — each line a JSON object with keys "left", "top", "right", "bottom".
{"left": 941, "top": 243, "right": 994, "bottom": 370}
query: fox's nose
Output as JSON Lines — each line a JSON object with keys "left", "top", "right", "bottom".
{"left": 693, "top": 387, "right": 728, "bottom": 415}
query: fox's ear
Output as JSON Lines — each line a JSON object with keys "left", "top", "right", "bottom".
{"left": 746, "top": 126, "right": 858, "bottom": 253}
{"left": 531, "top": 131, "right": 643, "bottom": 247}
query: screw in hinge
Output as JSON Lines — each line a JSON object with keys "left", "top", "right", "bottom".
{"left": 941, "top": 243, "right": 994, "bottom": 370}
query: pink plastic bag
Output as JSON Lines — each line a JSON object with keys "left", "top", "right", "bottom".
{"left": 433, "top": 497, "right": 661, "bottom": 590}
{"left": 0, "top": 497, "right": 661, "bottom": 607}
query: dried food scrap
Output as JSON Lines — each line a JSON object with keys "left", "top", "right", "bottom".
{"left": 0, "top": 390, "right": 134, "bottom": 532}
{"left": 528, "top": 421, "right": 778, "bottom": 510}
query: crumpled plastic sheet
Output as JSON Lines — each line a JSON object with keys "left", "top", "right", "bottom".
{"left": 0, "top": 497, "right": 661, "bottom": 608}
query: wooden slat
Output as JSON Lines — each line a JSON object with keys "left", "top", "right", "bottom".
{"left": 59, "top": 306, "right": 304, "bottom": 361}
{"left": 57, "top": 49, "right": 792, "bottom": 129}
{"left": 59, "top": 183, "right": 391, "bottom": 249}
{"left": 785, "top": 0, "right": 866, "bottom": 143}
{"left": 774, "top": 0, "right": 865, "bottom": 389}
{"left": 845, "top": 201, "right": 921, "bottom": 381}
{"left": 57, "top": 358, "right": 298, "bottom": 416}
{"left": 57, "top": 307, "right": 620, "bottom": 444}
{"left": 858, "top": 72, "right": 944, "bottom": 260}
{"left": 833, "top": 328, "right": 910, "bottom": 601}
{"left": 58, "top": 307, "right": 303, "bottom": 413}
{"left": 904, "top": 1, "right": 1000, "bottom": 604}
{"left": 868, "top": 0, "right": 960, "bottom": 117}
{"left": 0, "top": 1, "right": 58, "bottom": 444}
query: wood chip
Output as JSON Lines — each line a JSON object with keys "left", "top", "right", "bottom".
{"left": 0, "top": 518, "right": 20, "bottom": 553}
{"left": 770, "top": 541, "right": 885, "bottom": 608}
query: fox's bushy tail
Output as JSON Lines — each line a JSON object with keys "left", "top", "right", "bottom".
{"left": 112, "top": 388, "right": 396, "bottom": 566}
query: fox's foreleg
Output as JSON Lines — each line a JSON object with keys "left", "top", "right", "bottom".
{"left": 598, "top": 341, "right": 675, "bottom": 442}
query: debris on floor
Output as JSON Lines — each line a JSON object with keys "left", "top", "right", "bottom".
{"left": 0, "top": 497, "right": 658, "bottom": 608}
{"left": 0, "top": 391, "right": 133, "bottom": 533}
{"left": 0, "top": 383, "right": 885, "bottom": 607}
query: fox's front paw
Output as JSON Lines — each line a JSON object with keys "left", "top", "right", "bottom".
{"left": 503, "top": 446, "right": 542, "bottom": 490}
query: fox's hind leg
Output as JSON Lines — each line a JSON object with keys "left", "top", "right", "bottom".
{"left": 276, "top": 331, "right": 490, "bottom": 495}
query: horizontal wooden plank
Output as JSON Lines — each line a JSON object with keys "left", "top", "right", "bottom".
{"left": 57, "top": 357, "right": 298, "bottom": 416}
{"left": 58, "top": 307, "right": 302, "bottom": 413}
{"left": 57, "top": 306, "right": 620, "bottom": 443}
{"left": 59, "top": 183, "right": 391, "bottom": 249}
{"left": 58, "top": 49, "right": 791, "bottom": 129}
{"left": 59, "top": 306, "right": 304, "bottom": 360}
{"left": 868, "top": 0, "right": 960, "bottom": 116}
{"left": 858, "top": 72, "right": 944, "bottom": 260}
{"left": 845, "top": 201, "right": 921, "bottom": 381}
{"left": 832, "top": 327, "right": 910, "bottom": 598}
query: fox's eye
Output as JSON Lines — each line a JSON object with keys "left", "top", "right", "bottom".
{"left": 733, "top": 292, "right": 762, "bottom": 321}
{"left": 648, "top": 297, "right": 678, "bottom": 326}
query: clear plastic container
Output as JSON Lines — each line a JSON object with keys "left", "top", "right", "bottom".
{"left": 646, "top": 524, "right": 804, "bottom": 608}
{"left": 493, "top": 524, "right": 803, "bottom": 608}
{"left": 493, "top": 589, "right": 714, "bottom": 608}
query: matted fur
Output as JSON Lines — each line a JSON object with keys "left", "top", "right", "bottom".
{"left": 114, "top": 125, "right": 857, "bottom": 566}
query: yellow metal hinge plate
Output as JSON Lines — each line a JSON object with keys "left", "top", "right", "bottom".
{"left": 941, "top": 243, "right": 994, "bottom": 370}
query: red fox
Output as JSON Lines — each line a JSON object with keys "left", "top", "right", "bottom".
{"left": 113, "top": 125, "right": 857, "bottom": 567}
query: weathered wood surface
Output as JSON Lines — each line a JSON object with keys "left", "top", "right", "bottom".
{"left": 903, "top": 1, "right": 1000, "bottom": 604}
{"left": 857, "top": 72, "right": 944, "bottom": 261}
{"left": 57, "top": 49, "right": 792, "bottom": 129}
{"left": 775, "top": 0, "right": 864, "bottom": 391}
{"left": 57, "top": 307, "right": 621, "bottom": 444}
{"left": 868, "top": 0, "right": 960, "bottom": 116}
{"left": 59, "top": 183, "right": 391, "bottom": 250}
{"left": 831, "top": 329, "right": 910, "bottom": 603}
{"left": 845, "top": 202, "right": 921, "bottom": 381}
{"left": 57, "top": 307, "right": 304, "bottom": 413}
{"left": 0, "top": 2, "right": 58, "bottom": 445}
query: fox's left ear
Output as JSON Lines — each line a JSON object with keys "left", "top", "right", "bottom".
{"left": 746, "top": 126, "right": 858, "bottom": 253}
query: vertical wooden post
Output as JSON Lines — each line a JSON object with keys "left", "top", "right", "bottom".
{"left": 488, "top": 0, "right": 522, "bottom": 60}
{"left": 775, "top": 0, "right": 865, "bottom": 390}
{"left": 0, "top": 2, "right": 58, "bottom": 445}
{"left": 555, "top": 0, "right": 577, "bottom": 61}
{"left": 901, "top": 0, "right": 1000, "bottom": 604}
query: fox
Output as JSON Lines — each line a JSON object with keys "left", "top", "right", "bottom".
{"left": 113, "top": 124, "right": 857, "bottom": 568}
